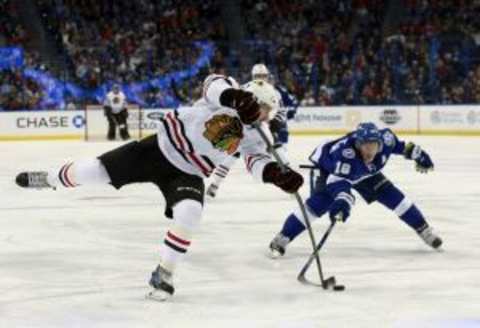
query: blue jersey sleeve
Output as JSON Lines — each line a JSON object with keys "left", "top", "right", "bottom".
{"left": 381, "top": 129, "right": 406, "bottom": 155}
{"left": 275, "top": 85, "right": 298, "bottom": 120}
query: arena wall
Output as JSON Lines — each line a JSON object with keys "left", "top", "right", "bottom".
{"left": 1, "top": 106, "right": 480, "bottom": 141}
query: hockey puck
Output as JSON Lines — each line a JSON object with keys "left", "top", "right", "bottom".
{"left": 333, "top": 285, "right": 345, "bottom": 291}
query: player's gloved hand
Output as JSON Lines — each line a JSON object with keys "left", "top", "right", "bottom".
{"left": 220, "top": 88, "right": 260, "bottom": 124}
{"left": 263, "top": 162, "right": 304, "bottom": 193}
{"left": 404, "top": 142, "right": 434, "bottom": 173}
{"left": 329, "top": 192, "right": 355, "bottom": 223}
{"left": 269, "top": 118, "right": 283, "bottom": 133}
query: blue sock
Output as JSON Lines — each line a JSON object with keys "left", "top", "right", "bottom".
{"left": 400, "top": 205, "right": 428, "bottom": 232}
{"left": 280, "top": 213, "right": 306, "bottom": 240}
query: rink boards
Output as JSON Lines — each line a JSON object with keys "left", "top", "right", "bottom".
{"left": 1, "top": 105, "right": 480, "bottom": 140}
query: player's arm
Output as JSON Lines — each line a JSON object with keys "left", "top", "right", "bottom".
{"left": 386, "top": 129, "right": 434, "bottom": 173}
{"left": 322, "top": 150, "right": 356, "bottom": 222}
{"left": 203, "top": 74, "right": 260, "bottom": 124}
{"left": 241, "top": 126, "right": 303, "bottom": 193}
{"left": 103, "top": 93, "right": 113, "bottom": 115}
{"left": 403, "top": 141, "right": 434, "bottom": 173}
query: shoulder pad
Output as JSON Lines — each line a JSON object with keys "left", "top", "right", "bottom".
{"left": 382, "top": 129, "right": 396, "bottom": 147}
{"left": 342, "top": 147, "right": 356, "bottom": 159}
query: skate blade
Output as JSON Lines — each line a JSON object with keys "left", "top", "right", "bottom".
{"left": 268, "top": 249, "right": 283, "bottom": 259}
{"left": 145, "top": 289, "right": 172, "bottom": 302}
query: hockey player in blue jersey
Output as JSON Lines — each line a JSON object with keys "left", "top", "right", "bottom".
{"left": 269, "top": 122, "right": 442, "bottom": 258}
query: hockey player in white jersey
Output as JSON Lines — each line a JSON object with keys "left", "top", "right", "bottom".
{"left": 15, "top": 74, "right": 304, "bottom": 301}
{"left": 104, "top": 84, "right": 130, "bottom": 140}
{"left": 207, "top": 64, "right": 287, "bottom": 198}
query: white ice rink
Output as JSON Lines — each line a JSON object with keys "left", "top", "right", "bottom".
{"left": 1, "top": 135, "right": 480, "bottom": 328}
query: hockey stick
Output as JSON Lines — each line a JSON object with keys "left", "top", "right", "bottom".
{"left": 297, "top": 164, "right": 344, "bottom": 290}
{"left": 253, "top": 123, "right": 336, "bottom": 289}
{"left": 297, "top": 220, "right": 343, "bottom": 289}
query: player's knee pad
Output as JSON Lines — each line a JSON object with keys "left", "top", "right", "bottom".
{"left": 75, "top": 158, "right": 111, "bottom": 185}
{"left": 172, "top": 199, "right": 203, "bottom": 232}
{"left": 377, "top": 184, "right": 412, "bottom": 215}
{"left": 162, "top": 199, "right": 202, "bottom": 271}
{"left": 305, "top": 192, "right": 333, "bottom": 218}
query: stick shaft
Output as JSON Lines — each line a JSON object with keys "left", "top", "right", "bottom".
{"left": 253, "top": 123, "right": 325, "bottom": 283}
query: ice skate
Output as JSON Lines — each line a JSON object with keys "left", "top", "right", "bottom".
{"left": 146, "top": 264, "right": 175, "bottom": 301}
{"left": 269, "top": 233, "right": 290, "bottom": 258}
{"left": 15, "top": 172, "right": 54, "bottom": 189}
{"left": 418, "top": 226, "right": 443, "bottom": 249}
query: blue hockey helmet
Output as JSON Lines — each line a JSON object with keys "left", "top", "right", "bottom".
{"left": 354, "top": 122, "right": 383, "bottom": 147}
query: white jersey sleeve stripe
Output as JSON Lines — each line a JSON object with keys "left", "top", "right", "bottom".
{"left": 163, "top": 112, "right": 214, "bottom": 177}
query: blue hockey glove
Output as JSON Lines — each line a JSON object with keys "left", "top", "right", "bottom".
{"left": 329, "top": 192, "right": 355, "bottom": 222}
{"left": 404, "top": 142, "right": 434, "bottom": 173}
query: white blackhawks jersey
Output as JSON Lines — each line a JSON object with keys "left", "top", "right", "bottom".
{"left": 104, "top": 91, "right": 127, "bottom": 114}
{"left": 156, "top": 74, "right": 274, "bottom": 180}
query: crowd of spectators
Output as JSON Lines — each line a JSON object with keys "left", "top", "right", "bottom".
{"left": 241, "top": 0, "right": 480, "bottom": 106}
{"left": 0, "top": 1, "right": 46, "bottom": 111}
{"left": 36, "top": 0, "right": 224, "bottom": 104}
{"left": 2, "top": 0, "right": 480, "bottom": 110}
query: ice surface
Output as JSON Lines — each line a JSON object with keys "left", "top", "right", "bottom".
{"left": 1, "top": 136, "right": 480, "bottom": 328}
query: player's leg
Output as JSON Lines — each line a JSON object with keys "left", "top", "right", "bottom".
{"left": 104, "top": 106, "right": 116, "bottom": 140}
{"left": 206, "top": 152, "right": 240, "bottom": 198}
{"left": 376, "top": 182, "right": 443, "bottom": 249}
{"left": 149, "top": 174, "right": 205, "bottom": 300}
{"left": 269, "top": 168, "right": 333, "bottom": 257}
{"left": 269, "top": 192, "right": 334, "bottom": 258}
{"left": 15, "top": 135, "right": 156, "bottom": 190}
{"left": 116, "top": 109, "right": 130, "bottom": 140}
{"left": 16, "top": 158, "right": 111, "bottom": 189}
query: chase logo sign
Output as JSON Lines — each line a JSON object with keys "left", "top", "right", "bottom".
{"left": 72, "top": 115, "right": 85, "bottom": 128}
{"left": 380, "top": 109, "right": 401, "bottom": 125}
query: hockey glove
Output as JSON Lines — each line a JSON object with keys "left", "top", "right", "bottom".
{"left": 263, "top": 162, "right": 304, "bottom": 193}
{"left": 220, "top": 88, "right": 260, "bottom": 124}
{"left": 329, "top": 192, "right": 355, "bottom": 222}
{"left": 404, "top": 142, "right": 434, "bottom": 173}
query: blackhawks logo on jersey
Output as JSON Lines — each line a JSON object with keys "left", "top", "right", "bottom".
{"left": 203, "top": 114, "right": 243, "bottom": 154}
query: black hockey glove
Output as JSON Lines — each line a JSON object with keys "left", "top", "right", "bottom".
{"left": 269, "top": 118, "right": 283, "bottom": 134}
{"left": 262, "top": 162, "right": 304, "bottom": 194}
{"left": 220, "top": 88, "right": 260, "bottom": 124}
{"left": 329, "top": 192, "right": 355, "bottom": 223}
{"left": 404, "top": 142, "right": 434, "bottom": 173}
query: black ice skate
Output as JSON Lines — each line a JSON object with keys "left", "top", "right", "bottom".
{"left": 15, "top": 172, "right": 54, "bottom": 189}
{"left": 418, "top": 226, "right": 443, "bottom": 249}
{"left": 269, "top": 233, "right": 290, "bottom": 258}
{"left": 146, "top": 264, "right": 174, "bottom": 301}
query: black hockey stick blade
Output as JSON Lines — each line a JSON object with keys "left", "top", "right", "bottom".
{"left": 298, "top": 271, "right": 336, "bottom": 289}
{"left": 297, "top": 221, "right": 337, "bottom": 288}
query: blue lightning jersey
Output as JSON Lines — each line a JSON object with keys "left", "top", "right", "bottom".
{"left": 275, "top": 85, "right": 298, "bottom": 120}
{"left": 309, "top": 129, "right": 406, "bottom": 194}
